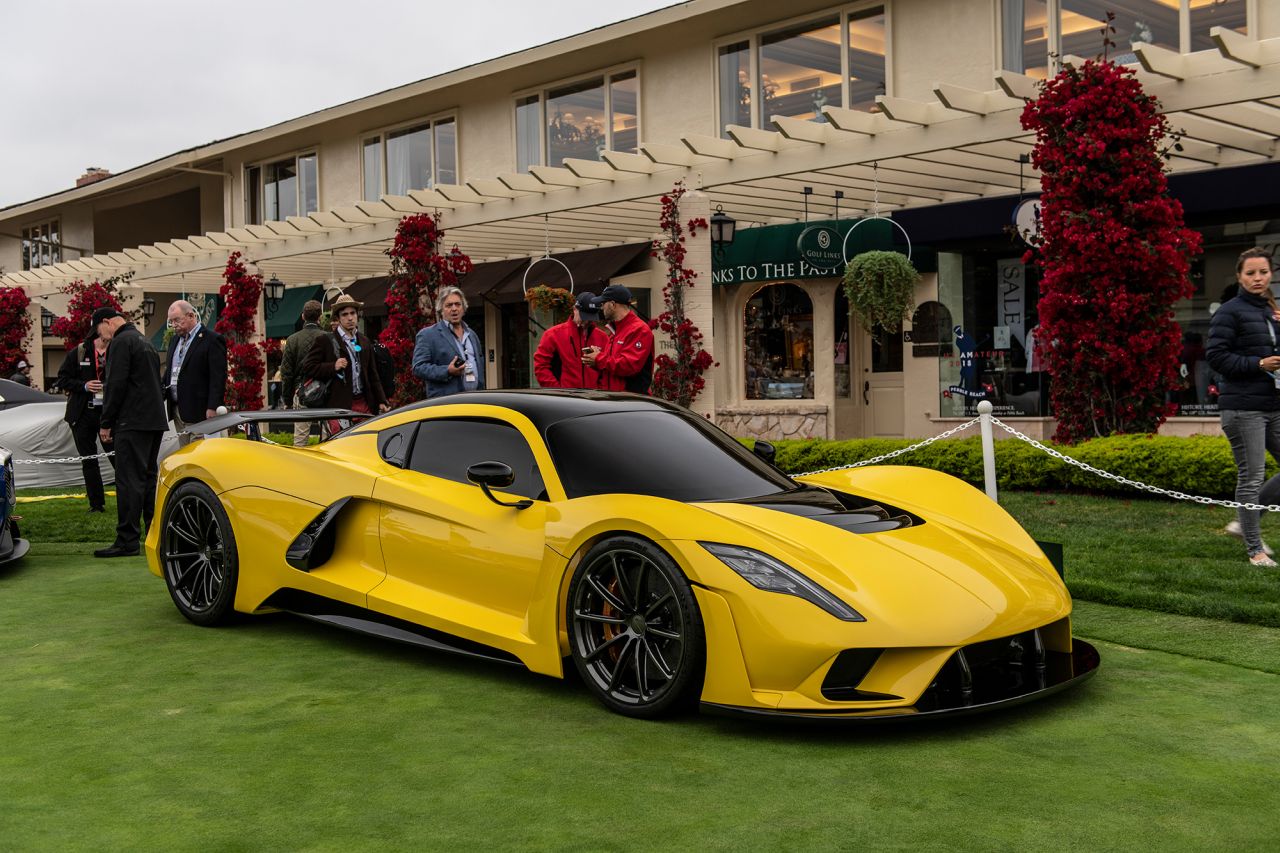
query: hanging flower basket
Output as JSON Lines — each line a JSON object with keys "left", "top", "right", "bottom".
{"left": 842, "top": 250, "right": 919, "bottom": 334}
{"left": 525, "top": 285, "right": 574, "bottom": 318}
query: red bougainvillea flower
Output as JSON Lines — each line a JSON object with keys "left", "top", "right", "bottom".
{"left": 650, "top": 181, "right": 714, "bottom": 408}
{"left": 214, "top": 252, "right": 266, "bottom": 411}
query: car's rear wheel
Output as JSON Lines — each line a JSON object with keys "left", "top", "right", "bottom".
{"left": 568, "top": 535, "right": 704, "bottom": 718}
{"left": 160, "top": 481, "right": 239, "bottom": 626}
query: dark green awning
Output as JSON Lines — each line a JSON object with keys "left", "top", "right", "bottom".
{"left": 266, "top": 285, "right": 323, "bottom": 338}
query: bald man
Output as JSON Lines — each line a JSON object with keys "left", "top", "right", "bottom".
{"left": 163, "top": 299, "right": 227, "bottom": 430}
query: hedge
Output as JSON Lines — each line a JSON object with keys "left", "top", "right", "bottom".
{"left": 764, "top": 433, "right": 1271, "bottom": 499}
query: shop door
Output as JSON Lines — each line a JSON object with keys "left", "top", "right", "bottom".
{"left": 499, "top": 301, "right": 532, "bottom": 388}
{"left": 857, "top": 324, "right": 905, "bottom": 437}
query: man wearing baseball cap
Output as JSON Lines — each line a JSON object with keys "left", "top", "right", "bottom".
{"left": 533, "top": 291, "right": 609, "bottom": 389}
{"left": 583, "top": 283, "right": 654, "bottom": 394}
{"left": 92, "top": 306, "right": 167, "bottom": 558}
{"left": 8, "top": 359, "right": 32, "bottom": 386}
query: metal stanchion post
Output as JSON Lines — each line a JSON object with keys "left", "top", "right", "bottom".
{"left": 977, "top": 400, "right": 998, "bottom": 502}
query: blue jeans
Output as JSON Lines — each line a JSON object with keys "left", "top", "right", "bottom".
{"left": 1220, "top": 409, "right": 1280, "bottom": 556}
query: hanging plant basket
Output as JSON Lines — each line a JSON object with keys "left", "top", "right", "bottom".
{"left": 842, "top": 250, "right": 919, "bottom": 334}
{"left": 525, "top": 284, "right": 575, "bottom": 318}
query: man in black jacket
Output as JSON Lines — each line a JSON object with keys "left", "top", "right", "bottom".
{"left": 163, "top": 299, "right": 227, "bottom": 430}
{"left": 55, "top": 331, "right": 115, "bottom": 512}
{"left": 93, "top": 307, "right": 168, "bottom": 558}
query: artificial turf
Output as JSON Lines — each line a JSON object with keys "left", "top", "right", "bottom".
{"left": 2, "top": 496, "right": 1279, "bottom": 849}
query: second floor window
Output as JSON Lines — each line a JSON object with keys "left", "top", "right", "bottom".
{"left": 1002, "top": 0, "right": 1249, "bottom": 79}
{"left": 515, "top": 69, "right": 639, "bottom": 171}
{"left": 246, "top": 152, "right": 318, "bottom": 224}
{"left": 717, "top": 6, "right": 886, "bottom": 136}
{"left": 21, "top": 219, "right": 61, "bottom": 270}
{"left": 362, "top": 117, "right": 458, "bottom": 200}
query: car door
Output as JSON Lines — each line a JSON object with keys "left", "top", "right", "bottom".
{"left": 369, "top": 415, "right": 553, "bottom": 650}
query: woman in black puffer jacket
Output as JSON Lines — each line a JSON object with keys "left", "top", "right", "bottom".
{"left": 1206, "top": 247, "right": 1280, "bottom": 567}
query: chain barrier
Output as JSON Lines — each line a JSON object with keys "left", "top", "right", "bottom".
{"left": 798, "top": 413, "right": 1280, "bottom": 513}
{"left": 13, "top": 451, "right": 115, "bottom": 465}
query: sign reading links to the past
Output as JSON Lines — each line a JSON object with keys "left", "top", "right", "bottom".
{"left": 711, "top": 217, "right": 897, "bottom": 286}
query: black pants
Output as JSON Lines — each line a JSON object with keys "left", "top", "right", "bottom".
{"left": 69, "top": 411, "right": 115, "bottom": 510}
{"left": 112, "top": 429, "right": 162, "bottom": 550}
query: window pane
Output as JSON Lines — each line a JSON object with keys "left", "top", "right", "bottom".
{"left": 265, "top": 159, "right": 298, "bottom": 221}
{"left": 1190, "top": 0, "right": 1247, "bottom": 51}
{"left": 409, "top": 418, "right": 545, "bottom": 500}
{"left": 246, "top": 166, "right": 261, "bottom": 225}
{"left": 848, "top": 7, "right": 886, "bottom": 113}
{"left": 718, "top": 41, "right": 751, "bottom": 137}
{"left": 744, "top": 283, "right": 814, "bottom": 400}
{"left": 435, "top": 119, "right": 457, "bottom": 185}
{"left": 363, "top": 137, "right": 381, "bottom": 201}
{"left": 760, "top": 17, "right": 842, "bottom": 124}
{"left": 871, "top": 326, "right": 903, "bottom": 373}
{"left": 547, "top": 411, "right": 793, "bottom": 501}
{"left": 547, "top": 78, "right": 606, "bottom": 166}
{"left": 1062, "top": 1, "right": 1177, "bottom": 64}
{"left": 516, "top": 95, "right": 541, "bottom": 172}
{"left": 609, "top": 71, "right": 638, "bottom": 154}
{"left": 1002, "top": 0, "right": 1050, "bottom": 78}
{"left": 387, "top": 124, "right": 432, "bottom": 194}
{"left": 298, "top": 153, "right": 318, "bottom": 215}
{"left": 834, "top": 290, "right": 851, "bottom": 398}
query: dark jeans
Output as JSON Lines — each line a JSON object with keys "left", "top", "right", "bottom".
{"left": 111, "top": 429, "right": 162, "bottom": 550}
{"left": 69, "top": 412, "right": 114, "bottom": 510}
{"left": 1221, "top": 409, "right": 1280, "bottom": 556}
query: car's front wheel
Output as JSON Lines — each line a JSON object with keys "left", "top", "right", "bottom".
{"left": 568, "top": 535, "right": 705, "bottom": 717}
{"left": 160, "top": 481, "right": 239, "bottom": 626}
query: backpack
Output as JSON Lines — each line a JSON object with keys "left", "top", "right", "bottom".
{"left": 298, "top": 335, "right": 343, "bottom": 407}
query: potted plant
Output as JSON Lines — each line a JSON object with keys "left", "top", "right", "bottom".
{"left": 525, "top": 285, "right": 575, "bottom": 321}
{"left": 842, "top": 250, "right": 919, "bottom": 334}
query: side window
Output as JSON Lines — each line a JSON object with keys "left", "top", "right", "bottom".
{"left": 409, "top": 418, "right": 546, "bottom": 500}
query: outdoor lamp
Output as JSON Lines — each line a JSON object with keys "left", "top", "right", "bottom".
{"left": 40, "top": 311, "right": 54, "bottom": 334}
{"left": 709, "top": 205, "right": 737, "bottom": 249}
{"left": 141, "top": 296, "right": 156, "bottom": 320}
{"left": 265, "top": 274, "right": 286, "bottom": 317}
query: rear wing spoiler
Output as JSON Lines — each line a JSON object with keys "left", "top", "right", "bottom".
{"left": 185, "top": 409, "right": 376, "bottom": 441}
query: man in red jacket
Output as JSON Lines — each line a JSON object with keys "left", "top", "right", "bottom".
{"left": 534, "top": 291, "right": 609, "bottom": 389}
{"left": 583, "top": 284, "right": 654, "bottom": 394}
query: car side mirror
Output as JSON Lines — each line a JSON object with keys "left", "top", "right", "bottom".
{"left": 467, "top": 461, "right": 533, "bottom": 510}
{"left": 753, "top": 439, "right": 777, "bottom": 466}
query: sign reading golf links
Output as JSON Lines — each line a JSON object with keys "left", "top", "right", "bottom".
{"left": 712, "top": 217, "right": 931, "bottom": 285}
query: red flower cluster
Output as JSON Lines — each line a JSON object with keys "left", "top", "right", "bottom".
{"left": 649, "top": 182, "right": 714, "bottom": 408}
{"left": 0, "top": 287, "right": 33, "bottom": 375}
{"left": 49, "top": 275, "right": 131, "bottom": 350}
{"left": 214, "top": 252, "right": 265, "bottom": 411}
{"left": 380, "top": 213, "right": 473, "bottom": 408}
{"left": 1021, "top": 59, "right": 1201, "bottom": 443}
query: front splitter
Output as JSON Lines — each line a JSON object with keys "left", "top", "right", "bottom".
{"left": 701, "top": 640, "right": 1100, "bottom": 724}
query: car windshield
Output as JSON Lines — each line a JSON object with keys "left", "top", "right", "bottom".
{"left": 546, "top": 410, "right": 796, "bottom": 501}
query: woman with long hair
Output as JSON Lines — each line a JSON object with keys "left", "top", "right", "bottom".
{"left": 1206, "top": 247, "right": 1280, "bottom": 566}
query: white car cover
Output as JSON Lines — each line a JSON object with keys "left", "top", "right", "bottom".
{"left": 0, "top": 401, "right": 181, "bottom": 490}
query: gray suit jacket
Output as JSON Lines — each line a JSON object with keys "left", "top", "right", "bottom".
{"left": 412, "top": 321, "right": 485, "bottom": 399}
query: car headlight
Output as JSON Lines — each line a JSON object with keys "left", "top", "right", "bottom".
{"left": 699, "top": 542, "right": 865, "bottom": 622}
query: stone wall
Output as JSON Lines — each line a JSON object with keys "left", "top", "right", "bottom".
{"left": 716, "top": 405, "right": 829, "bottom": 440}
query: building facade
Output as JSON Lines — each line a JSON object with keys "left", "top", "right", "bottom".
{"left": 3, "top": 0, "right": 1279, "bottom": 440}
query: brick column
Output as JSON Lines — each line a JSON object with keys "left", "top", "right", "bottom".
{"left": 676, "top": 189, "right": 715, "bottom": 420}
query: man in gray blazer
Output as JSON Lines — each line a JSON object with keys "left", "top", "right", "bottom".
{"left": 412, "top": 286, "right": 485, "bottom": 398}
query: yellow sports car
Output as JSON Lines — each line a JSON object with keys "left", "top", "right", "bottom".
{"left": 146, "top": 391, "right": 1098, "bottom": 721}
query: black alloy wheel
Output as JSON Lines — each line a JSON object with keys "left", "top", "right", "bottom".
{"left": 568, "top": 536, "right": 705, "bottom": 718}
{"left": 160, "top": 481, "right": 239, "bottom": 626}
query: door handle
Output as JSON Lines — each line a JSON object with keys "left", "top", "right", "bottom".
{"left": 862, "top": 380, "right": 870, "bottom": 405}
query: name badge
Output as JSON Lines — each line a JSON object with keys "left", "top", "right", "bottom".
{"left": 80, "top": 360, "right": 91, "bottom": 366}
{"left": 465, "top": 370, "right": 476, "bottom": 383}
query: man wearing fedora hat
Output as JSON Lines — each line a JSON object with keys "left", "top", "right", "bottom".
{"left": 533, "top": 291, "right": 609, "bottom": 389}
{"left": 302, "top": 294, "right": 389, "bottom": 433}
{"left": 583, "top": 283, "right": 655, "bottom": 394}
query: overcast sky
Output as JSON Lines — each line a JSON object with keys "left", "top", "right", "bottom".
{"left": 0, "top": 0, "right": 677, "bottom": 208}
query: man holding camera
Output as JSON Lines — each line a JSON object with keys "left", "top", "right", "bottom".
{"left": 582, "top": 284, "right": 654, "bottom": 394}
{"left": 534, "top": 291, "right": 609, "bottom": 390}
{"left": 302, "top": 294, "right": 389, "bottom": 434}
{"left": 412, "top": 286, "right": 485, "bottom": 398}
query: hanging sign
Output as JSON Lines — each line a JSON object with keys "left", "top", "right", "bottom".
{"left": 796, "top": 225, "right": 845, "bottom": 269}
{"left": 1013, "top": 197, "right": 1042, "bottom": 245}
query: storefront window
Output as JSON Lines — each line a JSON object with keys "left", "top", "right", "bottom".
{"left": 718, "top": 41, "right": 751, "bottom": 138}
{"left": 745, "top": 283, "right": 814, "bottom": 400}
{"left": 759, "top": 17, "right": 842, "bottom": 124}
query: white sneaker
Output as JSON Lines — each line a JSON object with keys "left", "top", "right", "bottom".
{"left": 1225, "top": 519, "right": 1274, "bottom": 556}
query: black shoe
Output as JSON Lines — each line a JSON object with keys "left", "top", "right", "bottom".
{"left": 88, "top": 506, "right": 105, "bottom": 513}
{"left": 94, "top": 545, "right": 139, "bottom": 558}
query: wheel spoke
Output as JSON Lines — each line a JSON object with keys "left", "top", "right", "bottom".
{"left": 644, "top": 639, "right": 675, "bottom": 680}
{"left": 610, "top": 552, "right": 633, "bottom": 609}
{"left": 634, "top": 637, "right": 649, "bottom": 698}
{"left": 606, "top": 637, "right": 635, "bottom": 692}
{"left": 643, "top": 592, "right": 673, "bottom": 618}
{"left": 646, "top": 625, "right": 680, "bottom": 641}
{"left": 574, "top": 609, "right": 626, "bottom": 625}
{"left": 633, "top": 558, "right": 649, "bottom": 612}
{"left": 165, "top": 550, "right": 202, "bottom": 560}
{"left": 586, "top": 574, "right": 628, "bottom": 613}
{"left": 584, "top": 631, "right": 629, "bottom": 663}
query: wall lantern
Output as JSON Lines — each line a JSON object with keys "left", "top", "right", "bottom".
{"left": 709, "top": 205, "right": 737, "bottom": 252}
{"left": 141, "top": 296, "right": 156, "bottom": 320}
{"left": 41, "top": 310, "right": 54, "bottom": 334}
{"left": 264, "top": 274, "right": 286, "bottom": 317}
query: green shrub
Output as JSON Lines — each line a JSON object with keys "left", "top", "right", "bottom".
{"left": 760, "top": 432, "right": 1267, "bottom": 499}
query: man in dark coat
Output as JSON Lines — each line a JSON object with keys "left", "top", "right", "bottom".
{"left": 280, "top": 299, "right": 327, "bottom": 446}
{"left": 94, "top": 307, "right": 168, "bottom": 558}
{"left": 55, "top": 331, "right": 116, "bottom": 512}
{"left": 163, "top": 299, "right": 227, "bottom": 430}
{"left": 302, "top": 294, "right": 389, "bottom": 435}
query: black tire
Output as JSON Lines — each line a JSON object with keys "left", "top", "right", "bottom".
{"left": 159, "top": 481, "right": 239, "bottom": 626}
{"left": 567, "top": 535, "right": 705, "bottom": 718}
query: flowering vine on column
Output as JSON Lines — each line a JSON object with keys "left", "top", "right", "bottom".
{"left": 651, "top": 181, "right": 714, "bottom": 408}
{"left": 215, "top": 251, "right": 265, "bottom": 411}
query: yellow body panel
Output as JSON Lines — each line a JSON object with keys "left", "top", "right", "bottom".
{"left": 146, "top": 412, "right": 1077, "bottom": 715}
